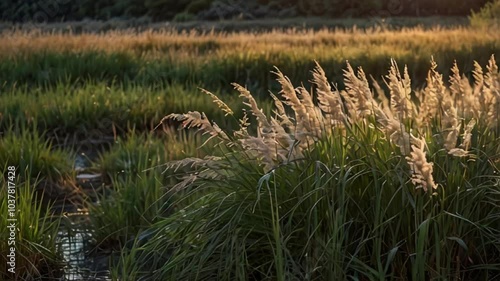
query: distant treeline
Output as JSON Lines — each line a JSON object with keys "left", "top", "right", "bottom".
{"left": 0, "top": 0, "right": 492, "bottom": 22}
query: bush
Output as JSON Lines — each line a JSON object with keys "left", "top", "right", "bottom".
{"left": 186, "top": 0, "right": 214, "bottom": 14}
{"left": 470, "top": 0, "right": 500, "bottom": 28}
{"left": 144, "top": 0, "right": 191, "bottom": 20}
{"left": 173, "top": 12, "right": 196, "bottom": 22}
{"left": 0, "top": 0, "right": 493, "bottom": 22}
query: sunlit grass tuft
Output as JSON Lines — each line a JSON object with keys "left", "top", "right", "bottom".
{"left": 120, "top": 57, "right": 500, "bottom": 280}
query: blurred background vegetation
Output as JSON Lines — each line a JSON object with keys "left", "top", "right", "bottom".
{"left": 0, "top": 0, "right": 494, "bottom": 23}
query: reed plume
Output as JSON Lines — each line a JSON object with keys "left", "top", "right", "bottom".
{"left": 163, "top": 56, "right": 498, "bottom": 191}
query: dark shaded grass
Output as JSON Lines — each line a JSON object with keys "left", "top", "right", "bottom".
{"left": 0, "top": 175, "right": 65, "bottom": 280}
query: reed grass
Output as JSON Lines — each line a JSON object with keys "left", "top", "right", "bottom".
{"left": 0, "top": 129, "right": 77, "bottom": 279}
{"left": 122, "top": 56, "right": 500, "bottom": 280}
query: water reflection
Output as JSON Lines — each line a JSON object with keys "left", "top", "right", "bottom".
{"left": 58, "top": 218, "right": 112, "bottom": 281}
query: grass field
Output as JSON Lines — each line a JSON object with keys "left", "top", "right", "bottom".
{"left": 1, "top": 26, "right": 498, "bottom": 89}
{"left": 1, "top": 24, "right": 498, "bottom": 138}
{"left": 0, "top": 18, "right": 499, "bottom": 280}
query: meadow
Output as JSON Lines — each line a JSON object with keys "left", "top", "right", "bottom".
{"left": 0, "top": 18, "right": 499, "bottom": 280}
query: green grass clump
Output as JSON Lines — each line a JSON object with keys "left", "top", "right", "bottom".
{"left": 87, "top": 173, "right": 170, "bottom": 252}
{"left": 94, "top": 130, "right": 204, "bottom": 180}
{"left": 0, "top": 128, "right": 74, "bottom": 183}
{"left": 88, "top": 130, "right": 208, "bottom": 251}
{"left": 120, "top": 58, "right": 500, "bottom": 280}
{"left": 0, "top": 177, "right": 64, "bottom": 280}
{"left": 95, "top": 133, "right": 170, "bottom": 179}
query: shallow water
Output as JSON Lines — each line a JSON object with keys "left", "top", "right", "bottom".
{"left": 57, "top": 152, "right": 113, "bottom": 281}
{"left": 57, "top": 215, "right": 112, "bottom": 281}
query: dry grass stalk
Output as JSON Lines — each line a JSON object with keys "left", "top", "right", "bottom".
{"left": 441, "top": 101, "right": 460, "bottom": 152}
{"left": 200, "top": 88, "right": 234, "bottom": 116}
{"left": 449, "top": 61, "right": 470, "bottom": 113}
{"left": 485, "top": 55, "right": 500, "bottom": 126}
{"left": 164, "top": 111, "right": 229, "bottom": 144}
{"left": 447, "top": 118, "right": 475, "bottom": 157}
{"left": 234, "top": 83, "right": 299, "bottom": 170}
{"left": 311, "top": 61, "right": 345, "bottom": 126}
{"left": 164, "top": 156, "right": 228, "bottom": 191}
{"left": 387, "top": 59, "right": 413, "bottom": 121}
{"left": 472, "top": 61, "right": 487, "bottom": 117}
{"left": 461, "top": 118, "right": 476, "bottom": 151}
{"left": 270, "top": 92, "right": 295, "bottom": 130}
{"left": 273, "top": 68, "right": 312, "bottom": 141}
{"left": 406, "top": 138, "right": 437, "bottom": 192}
{"left": 232, "top": 83, "right": 272, "bottom": 136}
{"left": 417, "top": 58, "right": 446, "bottom": 125}
{"left": 375, "top": 107, "right": 417, "bottom": 155}
{"left": 234, "top": 110, "right": 250, "bottom": 138}
{"left": 343, "top": 62, "right": 375, "bottom": 119}
{"left": 371, "top": 76, "right": 392, "bottom": 117}
{"left": 297, "top": 86, "right": 324, "bottom": 137}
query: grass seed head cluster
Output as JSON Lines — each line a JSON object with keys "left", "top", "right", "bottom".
{"left": 167, "top": 55, "right": 499, "bottom": 192}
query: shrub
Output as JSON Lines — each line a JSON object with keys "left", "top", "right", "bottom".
{"left": 173, "top": 12, "right": 196, "bottom": 22}
{"left": 186, "top": 0, "right": 214, "bottom": 14}
{"left": 145, "top": 0, "right": 191, "bottom": 20}
{"left": 123, "top": 56, "right": 500, "bottom": 280}
{"left": 0, "top": 0, "right": 492, "bottom": 22}
{"left": 470, "top": 0, "right": 500, "bottom": 28}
